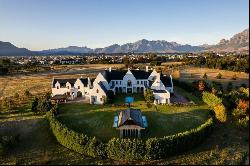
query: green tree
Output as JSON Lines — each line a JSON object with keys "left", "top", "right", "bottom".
{"left": 144, "top": 88, "right": 154, "bottom": 103}
{"left": 31, "top": 97, "right": 39, "bottom": 113}
{"left": 216, "top": 73, "right": 222, "bottom": 79}
{"left": 202, "top": 73, "right": 208, "bottom": 79}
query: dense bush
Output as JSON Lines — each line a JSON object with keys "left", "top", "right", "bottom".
{"left": 202, "top": 92, "right": 222, "bottom": 108}
{"left": 46, "top": 110, "right": 106, "bottom": 158}
{"left": 202, "top": 92, "right": 227, "bottom": 123}
{"left": 214, "top": 104, "right": 227, "bottom": 123}
{"left": 144, "top": 88, "right": 154, "bottom": 103}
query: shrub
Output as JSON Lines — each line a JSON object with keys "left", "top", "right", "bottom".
{"left": 202, "top": 73, "right": 208, "bottom": 79}
{"left": 14, "top": 92, "right": 19, "bottom": 98}
{"left": 236, "top": 116, "right": 249, "bottom": 129}
{"left": 144, "top": 88, "right": 154, "bottom": 103}
{"left": 214, "top": 104, "right": 227, "bottom": 123}
{"left": 202, "top": 92, "right": 222, "bottom": 108}
{"left": 216, "top": 73, "right": 222, "bottom": 79}
{"left": 24, "top": 89, "right": 31, "bottom": 97}
{"left": 106, "top": 90, "right": 115, "bottom": 104}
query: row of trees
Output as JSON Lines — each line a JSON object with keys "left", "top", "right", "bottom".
{"left": 183, "top": 54, "right": 249, "bottom": 73}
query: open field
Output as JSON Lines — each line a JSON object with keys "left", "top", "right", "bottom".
{"left": 56, "top": 93, "right": 209, "bottom": 141}
{"left": 177, "top": 66, "right": 249, "bottom": 87}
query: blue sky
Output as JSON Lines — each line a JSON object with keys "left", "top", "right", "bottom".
{"left": 0, "top": 0, "right": 248, "bottom": 51}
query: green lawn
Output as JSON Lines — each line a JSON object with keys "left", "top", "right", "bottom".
{"left": 57, "top": 92, "right": 209, "bottom": 142}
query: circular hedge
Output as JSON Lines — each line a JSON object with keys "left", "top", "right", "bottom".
{"left": 46, "top": 107, "right": 214, "bottom": 161}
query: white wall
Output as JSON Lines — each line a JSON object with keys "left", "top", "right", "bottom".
{"left": 90, "top": 83, "right": 106, "bottom": 104}
{"left": 153, "top": 91, "right": 170, "bottom": 104}
{"left": 93, "top": 73, "right": 110, "bottom": 90}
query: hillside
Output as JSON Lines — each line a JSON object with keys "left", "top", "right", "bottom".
{"left": 208, "top": 28, "right": 249, "bottom": 52}
{"left": 0, "top": 41, "right": 33, "bottom": 56}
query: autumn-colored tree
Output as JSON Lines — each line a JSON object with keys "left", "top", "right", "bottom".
{"left": 214, "top": 104, "right": 227, "bottom": 123}
{"left": 197, "top": 80, "right": 206, "bottom": 92}
{"left": 237, "top": 99, "right": 249, "bottom": 114}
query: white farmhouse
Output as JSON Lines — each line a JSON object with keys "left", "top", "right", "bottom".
{"left": 51, "top": 67, "right": 174, "bottom": 105}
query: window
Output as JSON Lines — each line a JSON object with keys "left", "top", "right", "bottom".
{"left": 78, "top": 86, "right": 80, "bottom": 89}
{"left": 100, "top": 97, "right": 102, "bottom": 101}
{"left": 137, "top": 81, "right": 139, "bottom": 84}
{"left": 57, "top": 86, "right": 59, "bottom": 89}
{"left": 67, "top": 86, "right": 69, "bottom": 89}
{"left": 120, "top": 81, "right": 122, "bottom": 85}
{"left": 96, "top": 89, "right": 99, "bottom": 93}
{"left": 144, "top": 81, "right": 147, "bottom": 86}
{"left": 116, "top": 81, "right": 118, "bottom": 84}
{"left": 141, "top": 81, "right": 143, "bottom": 84}
{"left": 127, "top": 80, "right": 132, "bottom": 87}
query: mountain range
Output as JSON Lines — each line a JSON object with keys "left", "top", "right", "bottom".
{"left": 0, "top": 28, "right": 248, "bottom": 56}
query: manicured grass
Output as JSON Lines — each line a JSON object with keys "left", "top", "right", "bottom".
{"left": 57, "top": 91, "right": 209, "bottom": 142}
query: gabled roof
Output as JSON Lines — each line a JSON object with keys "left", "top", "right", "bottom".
{"left": 101, "top": 69, "right": 151, "bottom": 82}
{"left": 118, "top": 108, "right": 144, "bottom": 128}
{"left": 80, "top": 78, "right": 88, "bottom": 86}
{"left": 101, "top": 70, "right": 127, "bottom": 82}
{"left": 98, "top": 82, "right": 108, "bottom": 94}
{"left": 160, "top": 73, "right": 172, "bottom": 87}
{"left": 130, "top": 70, "right": 151, "bottom": 79}
{"left": 52, "top": 78, "right": 76, "bottom": 87}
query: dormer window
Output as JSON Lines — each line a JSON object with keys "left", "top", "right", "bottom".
{"left": 96, "top": 89, "right": 99, "bottom": 93}
{"left": 57, "top": 86, "right": 59, "bottom": 89}
{"left": 78, "top": 86, "right": 80, "bottom": 89}
{"left": 67, "top": 86, "right": 69, "bottom": 89}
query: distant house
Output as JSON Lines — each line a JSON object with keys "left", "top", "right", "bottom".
{"left": 113, "top": 108, "right": 148, "bottom": 138}
{"left": 51, "top": 66, "right": 174, "bottom": 105}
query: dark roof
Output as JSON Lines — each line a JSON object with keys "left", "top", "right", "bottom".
{"left": 101, "top": 70, "right": 127, "bottom": 82}
{"left": 118, "top": 108, "right": 143, "bottom": 127}
{"left": 53, "top": 78, "right": 76, "bottom": 87}
{"left": 153, "top": 89, "right": 168, "bottom": 93}
{"left": 130, "top": 70, "right": 151, "bottom": 79}
{"left": 160, "top": 73, "right": 172, "bottom": 87}
{"left": 80, "top": 78, "right": 88, "bottom": 86}
{"left": 98, "top": 82, "right": 108, "bottom": 94}
{"left": 101, "top": 69, "right": 151, "bottom": 82}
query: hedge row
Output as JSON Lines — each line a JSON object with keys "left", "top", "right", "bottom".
{"left": 107, "top": 118, "right": 214, "bottom": 160}
{"left": 46, "top": 111, "right": 106, "bottom": 158}
{"left": 47, "top": 110, "right": 213, "bottom": 161}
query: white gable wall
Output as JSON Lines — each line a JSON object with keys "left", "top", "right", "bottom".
{"left": 93, "top": 73, "right": 110, "bottom": 90}
{"left": 90, "top": 83, "right": 106, "bottom": 104}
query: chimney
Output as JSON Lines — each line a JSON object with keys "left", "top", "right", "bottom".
{"left": 88, "top": 77, "right": 91, "bottom": 87}
{"left": 146, "top": 66, "right": 149, "bottom": 72}
{"left": 109, "top": 67, "right": 112, "bottom": 72}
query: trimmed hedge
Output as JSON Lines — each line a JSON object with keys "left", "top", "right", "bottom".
{"left": 47, "top": 109, "right": 213, "bottom": 161}
{"left": 46, "top": 111, "right": 106, "bottom": 158}
{"left": 107, "top": 118, "right": 214, "bottom": 160}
